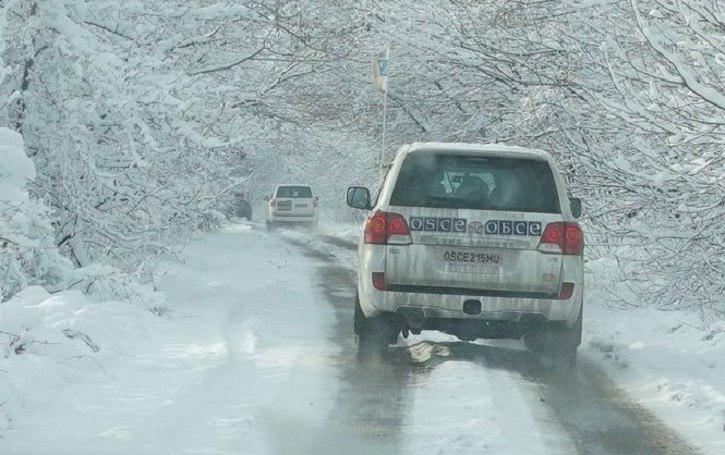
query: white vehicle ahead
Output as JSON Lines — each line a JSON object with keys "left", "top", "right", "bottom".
{"left": 266, "top": 184, "right": 319, "bottom": 229}
{"left": 347, "top": 143, "right": 584, "bottom": 364}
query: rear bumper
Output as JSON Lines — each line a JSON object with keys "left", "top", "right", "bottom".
{"left": 355, "top": 243, "right": 583, "bottom": 329}
{"left": 361, "top": 287, "right": 582, "bottom": 328}
{"left": 268, "top": 213, "right": 317, "bottom": 223}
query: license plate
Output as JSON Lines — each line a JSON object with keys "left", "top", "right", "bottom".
{"left": 277, "top": 201, "right": 292, "bottom": 211}
{"left": 441, "top": 249, "right": 503, "bottom": 272}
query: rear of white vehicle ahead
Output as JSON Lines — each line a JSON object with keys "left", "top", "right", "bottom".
{"left": 347, "top": 143, "right": 584, "bottom": 364}
{"left": 266, "top": 184, "right": 319, "bottom": 229}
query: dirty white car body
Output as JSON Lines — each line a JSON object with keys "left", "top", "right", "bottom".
{"left": 348, "top": 143, "right": 584, "bottom": 358}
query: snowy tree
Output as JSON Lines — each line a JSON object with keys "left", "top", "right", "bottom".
{"left": 0, "top": 0, "right": 721, "bottom": 318}
{"left": 576, "top": 0, "right": 725, "bottom": 316}
{"left": 1, "top": 1, "right": 248, "bottom": 296}
{"left": 0, "top": 127, "right": 71, "bottom": 301}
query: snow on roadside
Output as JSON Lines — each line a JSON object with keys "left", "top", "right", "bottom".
{"left": 583, "top": 303, "right": 725, "bottom": 454}
{"left": 0, "top": 286, "right": 164, "bottom": 437}
{"left": 1, "top": 222, "right": 341, "bottom": 454}
{"left": 274, "top": 222, "right": 360, "bottom": 263}
{"left": 318, "top": 221, "right": 361, "bottom": 244}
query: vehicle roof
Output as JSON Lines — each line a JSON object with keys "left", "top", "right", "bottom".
{"left": 400, "top": 142, "right": 552, "bottom": 161}
{"left": 275, "top": 184, "right": 313, "bottom": 188}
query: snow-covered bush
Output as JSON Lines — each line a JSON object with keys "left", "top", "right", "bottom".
{"left": 0, "top": 127, "right": 70, "bottom": 301}
{"left": 0, "top": 284, "right": 166, "bottom": 434}
{"left": 197, "top": 209, "right": 229, "bottom": 232}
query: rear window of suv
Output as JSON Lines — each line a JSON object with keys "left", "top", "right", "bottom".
{"left": 276, "top": 186, "right": 313, "bottom": 198}
{"left": 389, "top": 153, "right": 560, "bottom": 213}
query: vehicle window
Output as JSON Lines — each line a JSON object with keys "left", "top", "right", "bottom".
{"left": 276, "top": 186, "right": 313, "bottom": 198}
{"left": 389, "top": 153, "right": 560, "bottom": 213}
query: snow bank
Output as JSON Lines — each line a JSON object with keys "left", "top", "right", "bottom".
{"left": 583, "top": 304, "right": 725, "bottom": 453}
{"left": 0, "top": 286, "right": 162, "bottom": 436}
{"left": 1, "top": 224, "right": 341, "bottom": 453}
{"left": 318, "top": 221, "right": 361, "bottom": 244}
{"left": 585, "top": 252, "right": 725, "bottom": 452}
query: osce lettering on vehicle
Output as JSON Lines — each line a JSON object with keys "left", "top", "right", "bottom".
{"left": 483, "top": 220, "right": 542, "bottom": 236}
{"left": 513, "top": 221, "right": 528, "bottom": 236}
{"left": 410, "top": 217, "right": 467, "bottom": 233}
{"left": 410, "top": 217, "right": 542, "bottom": 236}
{"left": 484, "top": 220, "right": 541, "bottom": 236}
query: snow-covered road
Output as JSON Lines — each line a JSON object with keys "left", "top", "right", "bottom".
{"left": 3, "top": 224, "right": 697, "bottom": 454}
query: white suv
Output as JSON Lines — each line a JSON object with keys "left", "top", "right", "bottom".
{"left": 266, "top": 184, "right": 319, "bottom": 229}
{"left": 347, "top": 143, "right": 583, "bottom": 364}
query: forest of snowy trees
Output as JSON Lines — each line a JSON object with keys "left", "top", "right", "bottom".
{"left": 1, "top": 0, "right": 723, "bottom": 319}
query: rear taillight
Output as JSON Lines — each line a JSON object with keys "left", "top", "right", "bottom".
{"left": 364, "top": 211, "right": 387, "bottom": 244}
{"left": 558, "top": 282, "right": 575, "bottom": 299}
{"left": 564, "top": 224, "right": 583, "bottom": 255}
{"left": 538, "top": 222, "right": 583, "bottom": 255}
{"left": 372, "top": 272, "right": 386, "bottom": 290}
{"left": 270, "top": 198, "right": 277, "bottom": 207}
{"left": 364, "top": 211, "right": 412, "bottom": 245}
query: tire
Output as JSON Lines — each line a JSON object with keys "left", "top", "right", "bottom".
{"left": 524, "top": 305, "right": 582, "bottom": 367}
{"left": 559, "top": 305, "right": 583, "bottom": 367}
{"left": 265, "top": 220, "right": 273, "bottom": 231}
{"left": 354, "top": 293, "right": 399, "bottom": 358}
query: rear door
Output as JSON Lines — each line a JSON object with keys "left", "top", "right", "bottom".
{"left": 385, "top": 153, "right": 564, "bottom": 296}
{"left": 275, "top": 186, "right": 314, "bottom": 216}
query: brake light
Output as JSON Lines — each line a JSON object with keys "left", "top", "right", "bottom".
{"left": 364, "top": 211, "right": 412, "bottom": 245}
{"left": 558, "top": 282, "right": 575, "bottom": 299}
{"left": 365, "top": 212, "right": 387, "bottom": 244}
{"left": 270, "top": 198, "right": 277, "bottom": 207}
{"left": 541, "top": 223, "right": 564, "bottom": 245}
{"left": 539, "top": 222, "right": 583, "bottom": 255}
{"left": 564, "top": 224, "right": 583, "bottom": 255}
{"left": 372, "top": 272, "right": 386, "bottom": 290}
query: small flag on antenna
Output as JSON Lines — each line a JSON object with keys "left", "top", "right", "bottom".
{"left": 371, "top": 44, "right": 390, "bottom": 93}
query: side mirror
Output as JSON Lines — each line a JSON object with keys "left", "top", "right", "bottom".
{"left": 347, "top": 186, "right": 371, "bottom": 210}
{"left": 263, "top": 195, "right": 271, "bottom": 202}
{"left": 569, "top": 197, "right": 582, "bottom": 219}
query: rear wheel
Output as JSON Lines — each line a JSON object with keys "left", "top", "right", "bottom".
{"left": 265, "top": 220, "right": 273, "bottom": 231}
{"left": 354, "top": 293, "right": 399, "bottom": 358}
{"left": 524, "top": 305, "right": 582, "bottom": 366}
